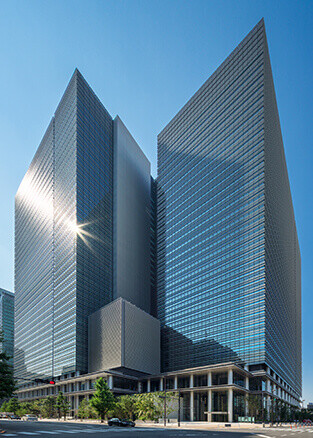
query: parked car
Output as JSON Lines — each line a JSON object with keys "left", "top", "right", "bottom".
{"left": 108, "top": 418, "right": 135, "bottom": 427}
{"left": 22, "top": 414, "right": 38, "bottom": 421}
{"left": 8, "top": 414, "right": 21, "bottom": 420}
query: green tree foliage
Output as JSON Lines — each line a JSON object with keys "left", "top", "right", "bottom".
{"left": 295, "top": 408, "right": 313, "bottom": 422}
{"left": 78, "top": 398, "right": 91, "bottom": 421}
{"left": 90, "top": 378, "right": 116, "bottom": 423}
{"left": 0, "top": 401, "right": 8, "bottom": 412}
{"left": 134, "top": 393, "right": 159, "bottom": 421}
{"left": 248, "top": 394, "right": 262, "bottom": 421}
{"left": 6, "top": 397, "right": 20, "bottom": 414}
{"left": 111, "top": 395, "right": 137, "bottom": 420}
{"left": 41, "top": 396, "right": 56, "bottom": 418}
{"left": 0, "top": 331, "right": 15, "bottom": 399}
{"left": 56, "top": 391, "right": 70, "bottom": 420}
{"left": 134, "top": 392, "right": 177, "bottom": 422}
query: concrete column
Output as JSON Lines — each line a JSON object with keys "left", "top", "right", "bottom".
{"left": 160, "top": 378, "right": 163, "bottom": 391}
{"left": 74, "top": 394, "right": 79, "bottom": 415}
{"left": 266, "top": 378, "right": 271, "bottom": 393}
{"left": 147, "top": 379, "right": 151, "bottom": 392}
{"left": 108, "top": 375, "right": 113, "bottom": 390}
{"left": 245, "top": 393, "right": 249, "bottom": 416}
{"left": 137, "top": 381, "right": 141, "bottom": 393}
{"left": 208, "top": 371, "right": 212, "bottom": 387}
{"left": 190, "top": 374, "right": 194, "bottom": 389}
{"left": 207, "top": 389, "right": 212, "bottom": 422}
{"left": 174, "top": 376, "right": 178, "bottom": 390}
{"left": 228, "top": 388, "right": 233, "bottom": 423}
{"left": 245, "top": 376, "right": 249, "bottom": 390}
{"left": 228, "top": 369, "right": 233, "bottom": 385}
{"left": 190, "top": 391, "right": 194, "bottom": 422}
{"left": 267, "top": 395, "right": 271, "bottom": 420}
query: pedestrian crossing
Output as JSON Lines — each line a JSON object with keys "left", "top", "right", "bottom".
{"left": 1, "top": 426, "right": 161, "bottom": 436}
{"left": 2, "top": 427, "right": 313, "bottom": 437}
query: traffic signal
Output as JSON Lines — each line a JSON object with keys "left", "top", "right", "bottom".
{"left": 34, "top": 378, "right": 55, "bottom": 384}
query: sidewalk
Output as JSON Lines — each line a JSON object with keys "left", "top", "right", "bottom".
{"left": 37, "top": 418, "right": 274, "bottom": 430}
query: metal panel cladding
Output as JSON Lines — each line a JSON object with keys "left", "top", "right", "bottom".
{"left": 157, "top": 19, "right": 301, "bottom": 398}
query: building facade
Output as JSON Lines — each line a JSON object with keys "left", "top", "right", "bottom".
{"left": 15, "top": 69, "right": 152, "bottom": 382}
{"left": 0, "top": 288, "right": 14, "bottom": 365}
{"left": 156, "top": 18, "right": 301, "bottom": 401}
{"left": 15, "top": 19, "right": 301, "bottom": 423}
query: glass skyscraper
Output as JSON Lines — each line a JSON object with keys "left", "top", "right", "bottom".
{"left": 15, "top": 70, "right": 113, "bottom": 382}
{"left": 15, "top": 70, "right": 114, "bottom": 379}
{"left": 157, "top": 18, "right": 301, "bottom": 399}
{"left": 0, "top": 288, "right": 14, "bottom": 366}
{"left": 15, "top": 69, "right": 152, "bottom": 383}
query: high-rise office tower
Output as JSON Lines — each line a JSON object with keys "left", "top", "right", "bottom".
{"left": 0, "top": 288, "right": 14, "bottom": 365}
{"left": 157, "top": 18, "right": 301, "bottom": 399}
{"left": 15, "top": 69, "right": 152, "bottom": 381}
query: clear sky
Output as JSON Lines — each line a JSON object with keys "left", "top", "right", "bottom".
{"left": 0, "top": 0, "right": 312, "bottom": 404}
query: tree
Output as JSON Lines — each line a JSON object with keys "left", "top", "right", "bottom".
{"left": 112, "top": 395, "right": 137, "bottom": 420}
{"left": 134, "top": 393, "right": 159, "bottom": 421}
{"left": 134, "top": 392, "right": 177, "bottom": 422}
{"left": 248, "top": 394, "right": 261, "bottom": 422}
{"left": 155, "top": 392, "right": 177, "bottom": 422}
{"left": 90, "top": 378, "right": 116, "bottom": 423}
{"left": 6, "top": 398, "right": 20, "bottom": 414}
{"left": 0, "top": 401, "right": 8, "bottom": 412}
{"left": 41, "top": 396, "right": 56, "bottom": 418}
{"left": 56, "top": 391, "right": 70, "bottom": 420}
{"left": 78, "top": 398, "right": 90, "bottom": 421}
{"left": 0, "top": 331, "right": 15, "bottom": 399}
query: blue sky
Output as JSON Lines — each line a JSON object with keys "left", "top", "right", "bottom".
{"left": 0, "top": 0, "right": 312, "bottom": 403}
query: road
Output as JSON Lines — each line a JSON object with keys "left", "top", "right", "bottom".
{"left": 1, "top": 421, "right": 313, "bottom": 438}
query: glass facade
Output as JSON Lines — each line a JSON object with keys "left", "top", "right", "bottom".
{"left": 15, "top": 69, "right": 114, "bottom": 380}
{"left": 157, "top": 19, "right": 301, "bottom": 398}
{"left": 0, "top": 288, "right": 14, "bottom": 365}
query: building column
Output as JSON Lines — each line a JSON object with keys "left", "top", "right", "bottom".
{"left": 245, "top": 393, "right": 249, "bottom": 417}
{"left": 228, "top": 388, "right": 233, "bottom": 423}
{"left": 147, "top": 379, "right": 151, "bottom": 393}
{"left": 190, "top": 374, "right": 194, "bottom": 389}
{"left": 74, "top": 395, "right": 79, "bottom": 417}
{"left": 208, "top": 371, "right": 212, "bottom": 387}
{"left": 273, "top": 383, "right": 276, "bottom": 396}
{"left": 245, "top": 376, "right": 249, "bottom": 390}
{"left": 228, "top": 369, "right": 233, "bottom": 385}
{"left": 137, "top": 381, "right": 141, "bottom": 393}
{"left": 267, "top": 395, "right": 271, "bottom": 420}
{"left": 174, "top": 376, "right": 178, "bottom": 390}
{"left": 108, "top": 375, "right": 113, "bottom": 390}
{"left": 160, "top": 378, "right": 163, "bottom": 391}
{"left": 207, "top": 389, "right": 212, "bottom": 422}
{"left": 190, "top": 391, "right": 194, "bottom": 422}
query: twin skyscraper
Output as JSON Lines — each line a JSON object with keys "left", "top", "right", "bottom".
{"left": 14, "top": 19, "right": 301, "bottom": 421}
